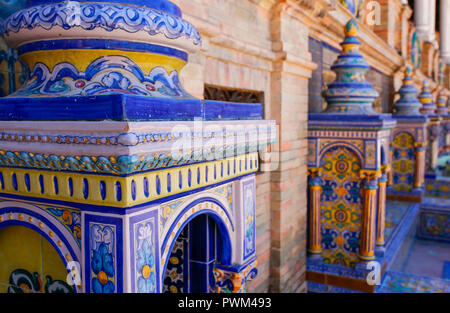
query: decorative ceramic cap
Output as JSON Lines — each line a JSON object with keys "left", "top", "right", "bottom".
{"left": 2, "top": 0, "right": 201, "bottom": 98}
{"left": 322, "top": 19, "right": 379, "bottom": 114}
{"left": 393, "top": 66, "right": 422, "bottom": 115}
{"left": 418, "top": 80, "right": 436, "bottom": 115}
{"left": 24, "top": 0, "right": 182, "bottom": 16}
{"left": 436, "top": 90, "right": 448, "bottom": 115}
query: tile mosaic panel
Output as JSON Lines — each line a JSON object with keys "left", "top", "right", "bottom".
{"left": 242, "top": 179, "right": 255, "bottom": 260}
{"left": 425, "top": 178, "right": 450, "bottom": 199}
{"left": 129, "top": 209, "right": 160, "bottom": 293}
{"left": 86, "top": 216, "right": 123, "bottom": 293}
{"left": 392, "top": 132, "right": 415, "bottom": 192}
{"left": 418, "top": 208, "right": 450, "bottom": 242}
{"left": 163, "top": 230, "right": 187, "bottom": 293}
{"left": 320, "top": 146, "right": 362, "bottom": 268}
{"left": 90, "top": 223, "right": 116, "bottom": 293}
{"left": 134, "top": 220, "right": 157, "bottom": 293}
{"left": 0, "top": 225, "right": 73, "bottom": 293}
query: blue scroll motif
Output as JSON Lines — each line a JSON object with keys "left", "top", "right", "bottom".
{"left": 2, "top": 2, "right": 201, "bottom": 45}
{"left": 9, "top": 56, "right": 190, "bottom": 98}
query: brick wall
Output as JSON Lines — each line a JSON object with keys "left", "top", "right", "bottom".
{"left": 173, "top": 0, "right": 314, "bottom": 293}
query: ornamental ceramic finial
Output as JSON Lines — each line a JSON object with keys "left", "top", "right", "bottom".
{"left": 1, "top": 0, "right": 200, "bottom": 99}
{"left": 322, "top": 19, "right": 379, "bottom": 114}
{"left": 393, "top": 66, "right": 422, "bottom": 115}
{"left": 436, "top": 89, "right": 448, "bottom": 115}
{"left": 418, "top": 80, "right": 436, "bottom": 115}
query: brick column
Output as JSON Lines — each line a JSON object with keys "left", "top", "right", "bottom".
{"left": 372, "top": 0, "right": 403, "bottom": 51}
{"left": 268, "top": 1, "right": 317, "bottom": 293}
{"left": 421, "top": 42, "right": 436, "bottom": 77}
{"left": 440, "top": 0, "right": 450, "bottom": 63}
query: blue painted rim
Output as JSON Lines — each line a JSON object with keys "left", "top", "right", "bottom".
{"left": 18, "top": 39, "right": 188, "bottom": 62}
{"left": 0, "top": 95, "right": 263, "bottom": 121}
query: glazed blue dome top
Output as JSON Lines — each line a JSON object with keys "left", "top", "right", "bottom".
{"left": 25, "top": 0, "right": 182, "bottom": 17}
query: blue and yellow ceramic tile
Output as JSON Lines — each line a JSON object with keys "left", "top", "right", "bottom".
{"left": 163, "top": 235, "right": 186, "bottom": 293}
{"left": 0, "top": 225, "right": 71, "bottom": 293}
{"left": 392, "top": 132, "right": 415, "bottom": 192}
{"left": 320, "top": 146, "right": 362, "bottom": 268}
{"left": 411, "top": 31, "right": 422, "bottom": 69}
{"left": 340, "top": 0, "right": 357, "bottom": 15}
{"left": 134, "top": 218, "right": 157, "bottom": 293}
{"left": 89, "top": 222, "right": 117, "bottom": 293}
{"left": 0, "top": 153, "right": 259, "bottom": 208}
{"left": 0, "top": 226, "right": 42, "bottom": 287}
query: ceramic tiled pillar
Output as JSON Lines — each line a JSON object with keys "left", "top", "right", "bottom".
{"left": 413, "top": 142, "right": 427, "bottom": 189}
{"left": 0, "top": 0, "right": 276, "bottom": 293}
{"left": 387, "top": 67, "right": 429, "bottom": 202}
{"left": 306, "top": 20, "right": 396, "bottom": 292}
{"left": 418, "top": 80, "right": 442, "bottom": 178}
{"left": 376, "top": 169, "right": 388, "bottom": 248}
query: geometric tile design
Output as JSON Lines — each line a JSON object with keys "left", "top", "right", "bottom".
{"left": 320, "top": 146, "right": 362, "bottom": 268}
{"left": 418, "top": 210, "right": 450, "bottom": 242}
{"left": 392, "top": 132, "right": 415, "bottom": 192}
{"left": 163, "top": 231, "right": 187, "bottom": 293}
{"left": 425, "top": 178, "right": 450, "bottom": 199}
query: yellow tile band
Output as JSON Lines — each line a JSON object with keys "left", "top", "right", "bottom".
{"left": 0, "top": 153, "right": 259, "bottom": 208}
{"left": 20, "top": 49, "right": 186, "bottom": 74}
